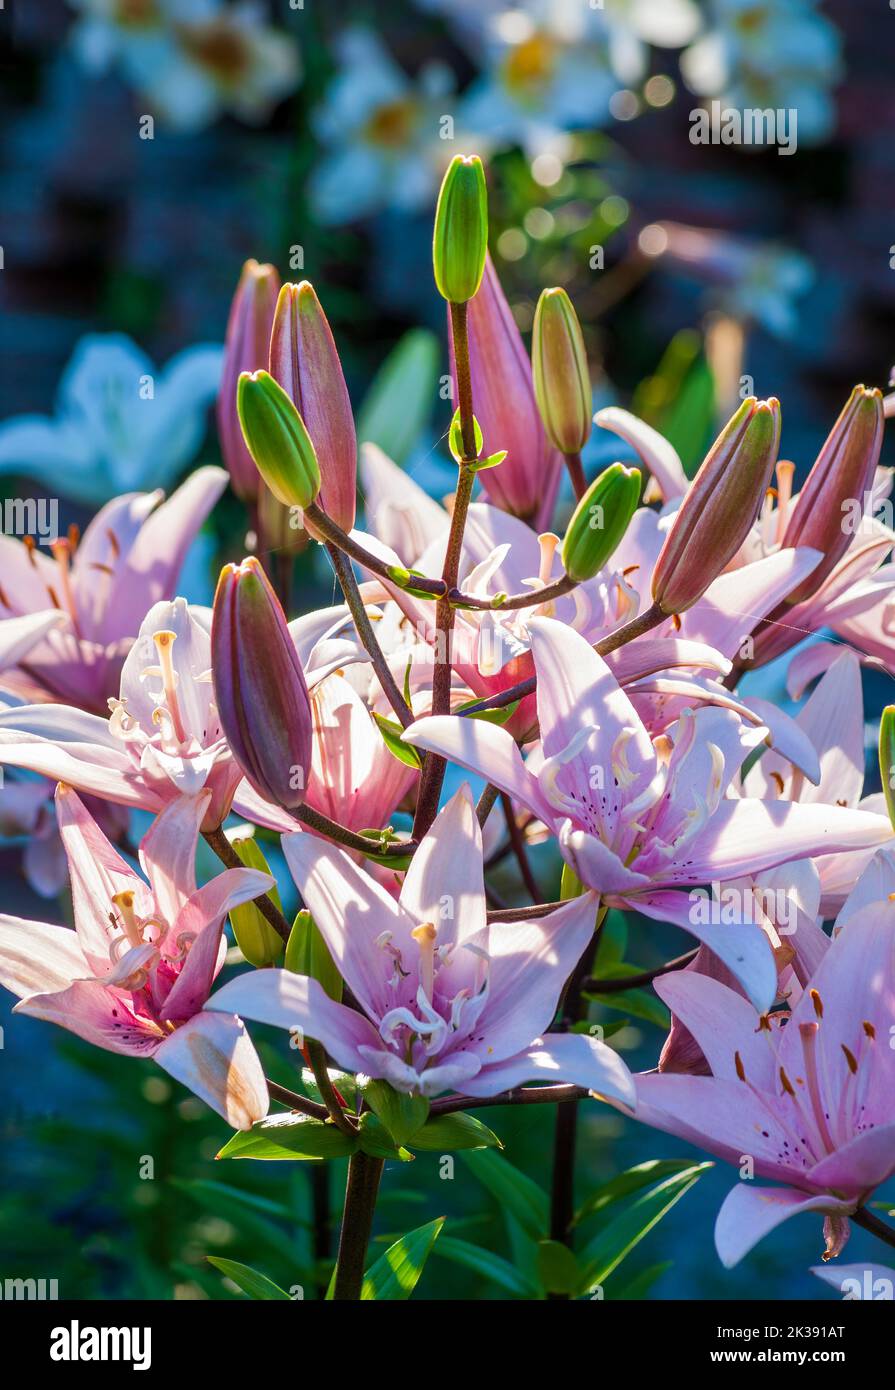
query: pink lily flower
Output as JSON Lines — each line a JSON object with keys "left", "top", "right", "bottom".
{"left": 0, "top": 467, "right": 227, "bottom": 713}
{"left": 455, "top": 255, "right": 563, "bottom": 528}
{"left": 611, "top": 873, "right": 895, "bottom": 1267}
{"left": 359, "top": 442, "right": 450, "bottom": 562}
{"left": 0, "top": 597, "right": 245, "bottom": 831}
{"left": 209, "top": 787, "right": 636, "bottom": 1104}
{"left": 403, "top": 619, "right": 892, "bottom": 1011}
{"left": 0, "top": 785, "right": 271, "bottom": 1129}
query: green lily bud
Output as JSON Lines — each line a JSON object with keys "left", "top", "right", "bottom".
{"left": 879, "top": 706, "right": 895, "bottom": 831}
{"left": 652, "top": 396, "right": 781, "bottom": 614}
{"left": 532, "top": 287, "right": 592, "bottom": 454}
{"left": 285, "top": 909, "right": 342, "bottom": 1002}
{"left": 229, "top": 837, "right": 284, "bottom": 967}
{"left": 561, "top": 463, "right": 641, "bottom": 582}
{"left": 433, "top": 155, "right": 488, "bottom": 304}
{"left": 236, "top": 369, "right": 321, "bottom": 510}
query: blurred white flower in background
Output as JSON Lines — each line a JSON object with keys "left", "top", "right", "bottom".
{"left": 68, "top": 0, "right": 301, "bottom": 130}
{"left": 680, "top": 0, "right": 842, "bottom": 143}
{"left": 0, "top": 334, "right": 223, "bottom": 505}
{"left": 309, "top": 28, "right": 459, "bottom": 224}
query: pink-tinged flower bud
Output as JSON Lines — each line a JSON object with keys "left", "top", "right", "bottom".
{"left": 652, "top": 396, "right": 781, "bottom": 614}
{"left": 779, "top": 385, "right": 884, "bottom": 606}
{"left": 269, "top": 281, "right": 356, "bottom": 536}
{"left": 212, "top": 557, "right": 312, "bottom": 811}
{"left": 218, "top": 259, "right": 280, "bottom": 500}
{"left": 451, "top": 255, "right": 563, "bottom": 524}
{"left": 532, "top": 287, "right": 592, "bottom": 454}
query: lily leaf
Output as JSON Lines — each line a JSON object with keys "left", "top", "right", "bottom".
{"left": 460, "top": 1150, "right": 548, "bottom": 1240}
{"left": 217, "top": 1113, "right": 357, "bottom": 1162}
{"left": 409, "top": 1112, "right": 502, "bottom": 1152}
{"left": 361, "top": 1217, "right": 445, "bottom": 1300}
{"left": 364, "top": 1081, "right": 430, "bottom": 1147}
{"left": 577, "top": 1163, "right": 711, "bottom": 1295}
{"left": 374, "top": 712, "right": 422, "bottom": 770}
{"left": 433, "top": 1236, "right": 538, "bottom": 1297}
{"left": 206, "top": 1257, "right": 292, "bottom": 1301}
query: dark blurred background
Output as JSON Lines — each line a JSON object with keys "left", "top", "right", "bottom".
{"left": 0, "top": 0, "right": 893, "bottom": 1301}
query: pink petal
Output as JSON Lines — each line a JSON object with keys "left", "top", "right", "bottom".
{"left": 714, "top": 1183, "right": 853, "bottom": 1269}
{"left": 594, "top": 406, "right": 688, "bottom": 500}
{"left": 139, "top": 791, "right": 210, "bottom": 921}
{"left": 0, "top": 916, "right": 86, "bottom": 998}
{"left": 281, "top": 830, "right": 407, "bottom": 1020}
{"left": 14, "top": 978, "right": 161, "bottom": 1056}
{"left": 462, "top": 1030, "right": 635, "bottom": 1106}
{"left": 653, "top": 971, "right": 777, "bottom": 1088}
{"left": 207, "top": 970, "right": 383, "bottom": 1072}
{"left": 398, "top": 785, "right": 486, "bottom": 957}
{"left": 401, "top": 715, "right": 553, "bottom": 825}
{"left": 154, "top": 1009, "right": 268, "bottom": 1130}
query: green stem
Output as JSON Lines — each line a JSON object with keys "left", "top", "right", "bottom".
{"left": 307, "top": 1040, "right": 357, "bottom": 1139}
{"left": 565, "top": 450, "right": 587, "bottom": 502}
{"left": 202, "top": 827, "right": 292, "bottom": 944}
{"left": 325, "top": 542, "right": 414, "bottom": 728}
{"left": 853, "top": 1206, "right": 895, "bottom": 1252}
{"left": 304, "top": 501, "right": 445, "bottom": 597}
{"left": 293, "top": 802, "right": 414, "bottom": 859}
{"left": 267, "top": 1080, "right": 328, "bottom": 1121}
{"left": 333, "top": 1152, "right": 385, "bottom": 1300}
{"left": 413, "top": 300, "right": 478, "bottom": 838}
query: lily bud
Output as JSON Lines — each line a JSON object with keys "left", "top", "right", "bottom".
{"left": 561, "top": 463, "right": 641, "bottom": 582}
{"left": 879, "top": 706, "right": 895, "bottom": 831}
{"left": 779, "top": 385, "right": 885, "bottom": 606}
{"left": 229, "top": 837, "right": 285, "bottom": 967}
{"left": 452, "top": 255, "right": 563, "bottom": 523}
{"left": 218, "top": 259, "right": 280, "bottom": 500}
{"left": 652, "top": 396, "right": 781, "bottom": 614}
{"left": 532, "top": 287, "right": 592, "bottom": 454}
{"left": 269, "top": 281, "right": 357, "bottom": 535}
{"left": 236, "top": 369, "right": 321, "bottom": 511}
{"left": 433, "top": 155, "right": 488, "bottom": 304}
{"left": 212, "top": 557, "right": 312, "bottom": 811}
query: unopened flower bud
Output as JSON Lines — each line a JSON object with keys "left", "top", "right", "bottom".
{"left": 433, "top": 155, "right": 488, "bottom": 304}
{"left": 779, "top": 385, "right": 884, "bottom": 606}
{"left": 218, "top": 260, "right": 280, "bottom": 500}
{"left": 269, "top": 281, "right": 356, "bottom": 535}
{"left": 561, "top": 463, "right": 641, "bottom": 582}
{"left": 212, "top": 557, "right": 312, "bottom": 811}
{"left": 879, "top": 706, "right": 895, "bottom": 831}
{"left": 236, "top": 369, "right": 321, "bottom": 511}
{"left": 532, "top": 287, "right": 592, "bottom": 454}
{"left": 229, "top": 837, "right": 285, "bottom": 967}
{"left": 652, "top": 396, "right": 781, "bottom": 614}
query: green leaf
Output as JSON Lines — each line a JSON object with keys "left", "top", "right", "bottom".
{"left": 206, "top": 1257, "right": 291, "bottom": 1301}
{"left": 217, "top": 1113, "right": 357, "bottom": 1162}
{"left": 364, "top": 1081, "right": 430, "bottom": 1146}
{"left": 574, "top": 1159, "right": 703, "bottom": 1227}
{"left": 433, "top": 1236, "right": 538, "bottom": 1297}
{"left": 373, "top": 712, "right": 422, "bottom": 770}
{"left": 449, "top": 408, "right": 484, "bottom": 464}
{"left": 299, "top": 1067, "right": 361, "bottom": 1110}
{"left": 285, "top": 910, "right": 342, "bottom": 1002}
{"left": 583, "top": 981, "right": 670, "bottom": 1030}
{"left": 409, "top": 1112, "right": 502, "bottom": 1152}
{"left": 459, "top": 1150, "right": 548, "bottom": 1240}
{"left": 356, "top": 1111, "right": 415, "bottom": 1161}
{"left": 170, "top": 1178, "right": 306, "bottom": 1263}
{"left": 537, "top": 1239, "right": 580, "bottom": 1295}
{"left": 456, "top": 696, "right": 520, "bottom": 726}
{"left": 470, "top": 449, "right": 507, "bottom": 472}
{"left": 577, "top": 1164, "right": 711, "bottom": 1294}
{"left": 611, "top": 1260, "right": 673, "bottom": 1300}
{"left": 361, "top": 1217, "right": 445, "bottom": 1300}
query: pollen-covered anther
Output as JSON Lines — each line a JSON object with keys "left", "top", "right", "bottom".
{"left": 734, "top": 1050, "right": 746, "bottom": 1082}
{"left": 150, "top": 629, "right": 189, "bottom": 743}
{"left": 810, "top": 988, "right": 824, "bottom": 1019}
{"left": 779, "top": 1065, "right": 796, "bottom": 1097}
{"left": 862, "top": 1020, "right": 876, "bottom": 1040}
{"left": 841, "top": 1043, "right": 858, "bottom": 1075}
{"left": 112, "top": 890, "right": 143, "bottom": 949}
